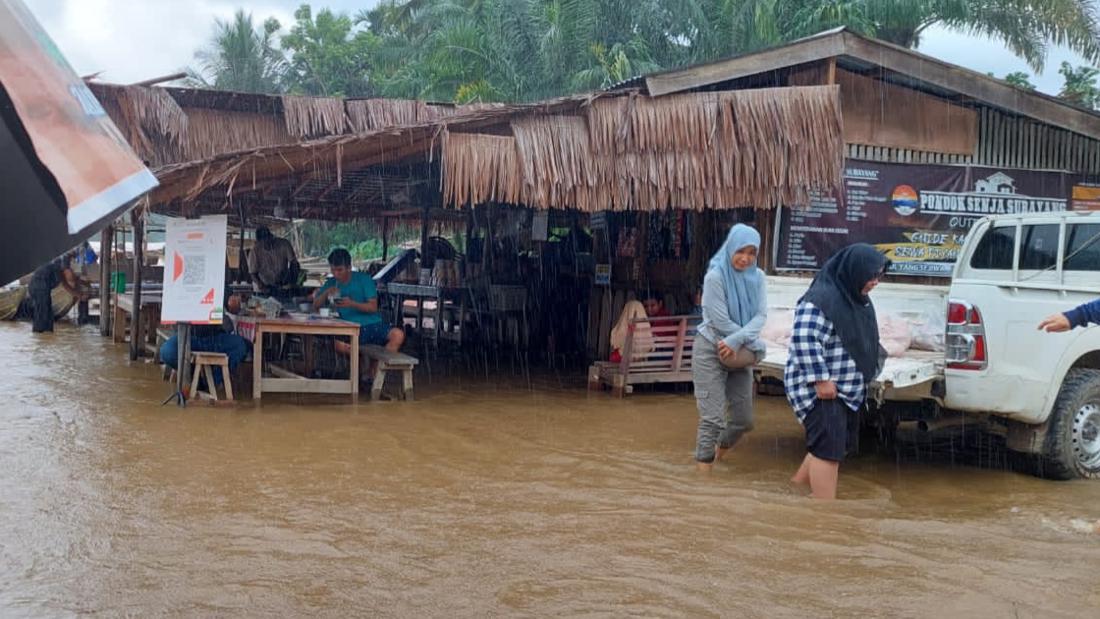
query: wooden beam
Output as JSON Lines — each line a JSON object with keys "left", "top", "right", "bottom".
{"left": 131, "top": 72, "right": 188, "bottom": 87}
{"left": 642, "top": 28, "right": 1100, "bottom": 141}
{"left": 98, "top": 225, "right": 113, "bottom": 337}
{"left": 645, "top": 31, "right": 848, "bottom": 96}
{"left": 315, "top": 177, "right": 342, "bottom": 202}
{"left": 826, "top": 57, "right": 837, "bottom": 85}
{"left": 840, "top": 32, "right": 1100, "bottom": 140}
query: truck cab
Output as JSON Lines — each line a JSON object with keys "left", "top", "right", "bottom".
{"left": 946, "top": 211, "right": 1100, "bottom": 479}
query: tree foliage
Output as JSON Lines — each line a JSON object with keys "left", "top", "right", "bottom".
{"left": 189, "top": 10, "right": 286, "bottom": 93}
{"left": 1002, "top": 71, "right": 1037, "bottom": 90}
{"left": 281, "top": 5, "right": 376, "bottom": 97}
{"left": 1059, "top": 62, "right": 1100, "bottom": 109}
{"left": 190, "top": 1, "right": 1100, "bottom": 106}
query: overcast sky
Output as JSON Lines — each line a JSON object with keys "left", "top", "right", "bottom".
{"left": 24, "top": 0, "right": 1093, "bottom": 95}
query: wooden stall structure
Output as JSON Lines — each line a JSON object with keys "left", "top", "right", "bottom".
{"left": 129, "top": 86, "right": 844, "bottom": 376}
{"left": 611, "top": 28, "right": 1100, "bottom": 286}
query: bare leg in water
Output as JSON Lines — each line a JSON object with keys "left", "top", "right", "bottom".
{"left": 791, "top": 453, "right": 839, "bottom": 500}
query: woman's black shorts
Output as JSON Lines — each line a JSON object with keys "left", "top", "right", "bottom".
{"left": 803, "top": 398, "right": 860, "bottom": 462}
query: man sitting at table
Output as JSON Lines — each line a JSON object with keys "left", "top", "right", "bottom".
{"left": 313, "top": 248, "right": 405, "bottom": 361}
{"left": 248, "top": 226, "right": 300, "bottom": 298}
{"left": 160, "top": 292, "right": 248, "bottom": 386}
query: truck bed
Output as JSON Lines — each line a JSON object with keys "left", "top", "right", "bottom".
{"left": 757, "top": 276, "right": 948, "bottom": 398}
{"left": 757, "top": 345, "right": 944, "bottom": 393}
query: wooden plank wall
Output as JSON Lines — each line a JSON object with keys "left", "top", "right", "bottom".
{"left": 839, "top": 69, "right": 978, "bottom": 156}
{"left": 847, "top": 106, "right": 1100, "bottom": 175}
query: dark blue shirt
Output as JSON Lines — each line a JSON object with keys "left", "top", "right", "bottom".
{"left": 1066, "top": 299, "right": 1100, "bottom": 329}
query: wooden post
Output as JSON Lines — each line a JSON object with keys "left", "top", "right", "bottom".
{"left": 420, "top": 205, "right": 431, "bottom": 263}
{"left": 176, "top": 322, "right": 192, "bottom": 404}
{"left": 129, "top": 210, "right": 144, "bottom": 361}
{"left": 237, "top": 203, "right": 247, "bottom": 285}
{"left": 99, "top": 224, "right": 113, "bottom": 337}
{"left": 381, "top": 217, "right": 390, "bottom": 261}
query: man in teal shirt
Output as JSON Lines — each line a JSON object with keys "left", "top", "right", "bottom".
{"left": 313, "top": 248, "right": 405, "bottom": 358}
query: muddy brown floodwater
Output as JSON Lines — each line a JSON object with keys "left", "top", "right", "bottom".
{"left": 1, "top": 322, "right": 1099, "bottom": 617}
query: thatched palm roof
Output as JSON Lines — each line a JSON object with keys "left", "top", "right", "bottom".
{"left": 87, "top": 83, "right": 501, "bottom": 167}
{"left": 138, "top": 86, "right": 843, "bottom": 220}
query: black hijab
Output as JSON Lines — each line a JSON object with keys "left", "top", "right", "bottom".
{"left": 800, "top": 243, "right": 890, "bottom": 382}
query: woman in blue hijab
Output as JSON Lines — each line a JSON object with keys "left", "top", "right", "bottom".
{"left": 694, "top": 223, "right": 768, "bottom": 472}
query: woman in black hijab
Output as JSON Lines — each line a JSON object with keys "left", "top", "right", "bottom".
{"left": 784, "top": 244, "right": 889, "bottom": 500}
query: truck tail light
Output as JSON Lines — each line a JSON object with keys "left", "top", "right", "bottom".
{"left": 946, "top": 300, "right": 987, "bottom": 370}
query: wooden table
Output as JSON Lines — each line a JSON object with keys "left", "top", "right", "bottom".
{"left": 386, "top": 282, "right": 469, "bottom": 345}
{"left": 237, "top": 316, "right": 360, "bottom": 403}
{"left": 113, "top": 291, "right": 163, "bottom": 355}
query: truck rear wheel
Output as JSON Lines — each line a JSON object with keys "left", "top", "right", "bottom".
{"left": 1040, "top": 369, "right": 1100, "bottom": 480}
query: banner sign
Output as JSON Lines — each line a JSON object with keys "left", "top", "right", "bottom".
{"left": 0, "top": 0, "right": 157, "bottom": 234}
{"left": 777, "top": 160, "right": 1077, "bottom": 276}
{"left": 1073, "top": 183, "right": 1100, "bottom": 211}
{"left": 161, "top": 216, "right": 227, "bottom": 324}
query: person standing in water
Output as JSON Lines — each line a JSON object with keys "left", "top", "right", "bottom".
{"left": 693, "top": 224, "right": 768, "bottom": 472}
{"left": 787, "top": 244, "right": 888, "bottom": 500}
{"left": 27, "top": 256, "right": 83, "bottom": 333}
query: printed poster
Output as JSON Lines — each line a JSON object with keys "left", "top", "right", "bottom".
{"left": 0, "top": 0, "right": 157, "bottom": 234}
{"left": 777, "top": 160, "right": 1076, "bottom": 276}
{"left": 161, "top": 216, "right": 227, "bottom": 324}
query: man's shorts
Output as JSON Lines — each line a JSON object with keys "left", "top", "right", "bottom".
{"left": 803, "top": 398, "right": 860, "bottom": 462}
{"left": 360, "top": 322, "right": 394, "bottom": 346}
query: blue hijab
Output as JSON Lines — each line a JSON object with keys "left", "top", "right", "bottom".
{"left": 708, "top": 224, "right": 762, "bottom": 326}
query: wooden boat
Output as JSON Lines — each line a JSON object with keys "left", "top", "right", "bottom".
{"left": 51, "top": 285, "right": 77, "bottom": 319}
{"left": 0, "top": 286, "right": 26, "bottom": 320}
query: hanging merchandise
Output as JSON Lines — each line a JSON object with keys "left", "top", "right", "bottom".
{"left": 616, "top": 227, "right": 638, "bottom": 258}
{"left": 673, "top": 211, "right": 685, "bottom": 259}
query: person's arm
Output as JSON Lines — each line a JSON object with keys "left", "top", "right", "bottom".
{"left": 347, "top": 298, "right": 380, "bottom": 313}
{"left": 343, "top": 278, "right": 379, "bottom": 313}
{"left": 312, "top": 280, "right": 335, "bottom": 310}
{"left": 725, "top": 276, "right": 768, "bottom": 348}
{"left": 1063, "top": 298, "right": 1100, "bottom": 329}
{"left": 60, "top": 268, "right": 81, "bottom": 297}
{"left": 247, "top": 250, "right": 266, "bottom": 288}
{"left": 702, "top": 272, "right": 740, "bottom": 339}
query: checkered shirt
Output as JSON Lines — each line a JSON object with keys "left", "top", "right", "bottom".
{"left": 784, "top": 302, "right": 866, "bottom": 420}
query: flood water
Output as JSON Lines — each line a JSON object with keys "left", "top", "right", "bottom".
{"left": 2, "top": 321, "right": 1099, "bottom": 617}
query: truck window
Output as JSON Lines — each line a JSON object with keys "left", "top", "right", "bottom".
{"left": 969, "top": 226, "right": 1016, "bottom": 269}
{"left": 1063, "top": 223, "right": 1100, "bottom": 271}
{"left": 1019, "top": 224, "right": 1059, "bottom": 270}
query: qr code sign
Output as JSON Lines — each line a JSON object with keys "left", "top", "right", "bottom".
{"left": 183, "top": 255, "right": 206, "bottom": 285}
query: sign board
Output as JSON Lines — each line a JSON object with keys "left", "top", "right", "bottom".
{"left": 161, "top": 216, "right": 227, "bottom": 324}
{"left": 0, "top": 0, "right": 156, "bottom": 233}
{"left": 1073, "top": 183, "right": 1100, "bottom": 211}
{"left": 595, "top": 264, "right": 611, "bottom": 286}
{"left": 776, "top": 160, "right": 1076, "bottom": 276}
{"left": 0, "top": 0, "right": 157, "bottom": 283}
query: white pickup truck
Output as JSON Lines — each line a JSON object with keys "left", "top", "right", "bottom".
{"left": 758, "top": 210, "right": 1100, "bottom": 480}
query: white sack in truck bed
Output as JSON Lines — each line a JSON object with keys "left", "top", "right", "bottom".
{"left": 760, "top": 310, "right": 913, "bottom": 356}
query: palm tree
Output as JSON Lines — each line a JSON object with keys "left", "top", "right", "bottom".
{"left": 189, "top": 10, "right": 286, "bottom": 94}
{"left": 840, "top": 0, "right": 1100, "bottom": 72}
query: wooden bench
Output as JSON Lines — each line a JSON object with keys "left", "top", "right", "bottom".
{"left": 190, "top": 351, "right": 234, "bottom": 402}
{"left": 588, "top": 315, "right": 701, "bottom": 397}
{"left": 361, "top": 344, "right": 418, "bottom": 401}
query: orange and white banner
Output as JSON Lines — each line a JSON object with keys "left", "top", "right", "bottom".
{"left": 161, "top": 216, "right": 227, "bottom": 324}
{"left": 0, "top": 0, "right": 157, "bottom": 234}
